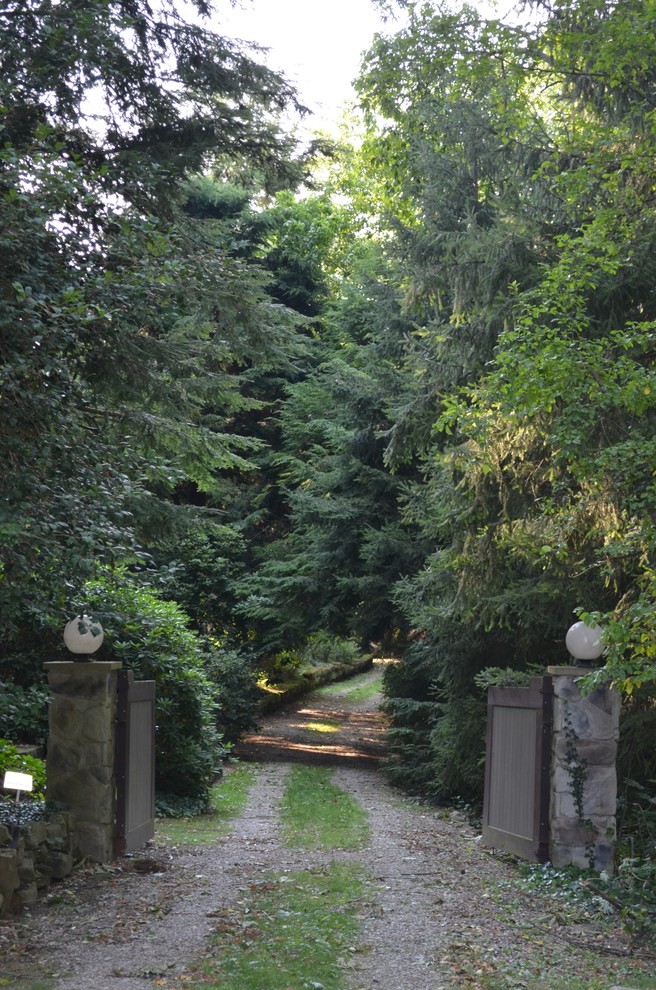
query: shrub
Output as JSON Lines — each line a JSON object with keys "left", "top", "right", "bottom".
{"left": 0, "top": 682, "right": 49, "bottom": 744}
{"left": 258, "top": 648, "right": 301, "bottom": 685}
{"left": 0, "top": 738, "right": 46, "bottom": 798}
{"left": 298, "top": 632, "right": 366, "bottom": 668}
{"left": 80, "top": 570, "right": 220, "bottom": 804}
{"left": 203, "top": 645, "right": 260, "bottom": 744}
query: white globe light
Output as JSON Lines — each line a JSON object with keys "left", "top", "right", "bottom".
{"left": 63, "top": 614, "right": 104, "bottom": 655}
{"left": 565, "top": 621, "right": 604, "bottom": 662}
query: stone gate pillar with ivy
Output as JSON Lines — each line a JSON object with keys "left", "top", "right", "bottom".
{"left": 548, "top": 666, "right": 620, "bottom": 872}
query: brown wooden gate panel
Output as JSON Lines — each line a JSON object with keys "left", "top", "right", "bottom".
{"left": 482, "top": 676, "right": 553, "bottom": 862}
{"left": 115, "top": 669, "right": 156, "bottom": 857}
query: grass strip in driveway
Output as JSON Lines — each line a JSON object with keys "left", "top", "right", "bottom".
{"left": 155, "top": 763, "right": 257, "bottom": 845}
{"left": 280, "top": 765, "right": 370, "bottom": 850}
{"left": 313, "top": 669, "right": 383, "bottom": 704}
{"left": 184, "top": 863, "right": 367, "bottom": 990}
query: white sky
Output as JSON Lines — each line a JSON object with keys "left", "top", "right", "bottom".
{"left": 216, "top": 0, "right": 395, "bottom": 131}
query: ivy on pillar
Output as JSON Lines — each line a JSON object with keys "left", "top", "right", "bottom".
{"left": 548, "top": 621, "right": 620, "bottom": 872}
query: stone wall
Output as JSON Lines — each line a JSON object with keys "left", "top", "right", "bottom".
{"left": 0, "top": 811, "right": 76, "bottom": 917}
{"left": 548, "top": 666, "right": 620, "bottom": 872}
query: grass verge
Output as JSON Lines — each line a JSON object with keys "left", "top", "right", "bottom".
{"left": 155, "top": 763, "right": 256, "bottom": 845}
{"left": 183, "top": 863, "right": 367, "bottom": 990}
{"left": 280, "top": 765, "right": 370, "bottom": 850}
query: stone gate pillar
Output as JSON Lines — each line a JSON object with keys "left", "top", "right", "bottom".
{"left": 44, "top": 661, "right": 122, "bottom": 863}
{"left": 548, "top": 666, "right": 620, "bottom": 872}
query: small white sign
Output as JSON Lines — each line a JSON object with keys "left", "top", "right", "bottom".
{"left": 3, "top": 771, "right": 34, "bottom": 793}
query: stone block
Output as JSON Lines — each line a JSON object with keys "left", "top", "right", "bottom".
{"left": 38, "top": 850, "right": 74, "bottom": 880}
{"left": 10, "top": 881, "right": 38, "bottom": 912}
{"left": 45, "top": 662, "right": 121, "bottom": 703}
{"left": 0, "top": 849, "right": 19, "bottom": 902}
{"left": 83, "top": 702, "right": 115, "bottom": 743}
{"left": 588, "top": 843, "right": 615, "bottom": 872}
{"left": 550, "top": 816, "right": 615, "bottom": 846}
{"left": 552, "top": 681, "right": 620, "bottom": 740}
{"left": 46, "top": 738, "right": 83, "bottom": 776}
{"left": 50, "top": 697, "right": 84, "bottom": 739}
{"left": 49, "top": 767, "right": 114, "bottom": 824}
{"left": 551, "top": 765, "right": 617, "bottom": 820}
{"left": 550, "top": 841, "right": 615, "bottom": 872}
{"left": 580, "top": 698, "right": 619, "bottom": 740}
{"left": 586, "top": 684, "right": 620, "bottom": 716}
{"left": 46, "top": 820, "right": 66, "bottom": 841}
{"left": 20, "top": 821, "right": 47, "bottom": 848}
{"left": 550, "top": 844, "right": 589, "bottom": 869}
{"left": 552, "top": 675, "right": 585, "bottom": 701}
{"left": 553, "top": 736, "right": 617, "bottom": 765}
{"left": 17, "top": 855, "right": 35, "bottom": 884}
{"left": 75, "top": 820, "right": 115, "bottom": 863}
{"left": 551, "top": 762, "right": 574, "bottom": 795}
{"left": 0, "top": 825, "right": 10, "bottom": 846}
{"left": 60, "top": 811, "right": 76, "bottom": 831}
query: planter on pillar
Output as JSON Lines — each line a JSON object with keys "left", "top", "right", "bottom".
{"left": 547, "top": 666, "right": 620, "bottom": 872}
{"left": 44, "top": 661, "right": 122, "bottom": 863}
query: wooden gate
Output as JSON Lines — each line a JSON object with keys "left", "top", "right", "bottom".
{"left": 482, "top": 676, "right": 553, "bottom": 862}
{"left": 115, "top": 669, "right": 156, "bottom": 857}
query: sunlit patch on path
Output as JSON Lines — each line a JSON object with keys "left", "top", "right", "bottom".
{"left": 233, "top": 668, "right": 389, "bottom": 768}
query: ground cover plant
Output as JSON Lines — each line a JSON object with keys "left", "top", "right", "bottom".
{"left": 443, "top": 857, "right": 656, "bottom": 990}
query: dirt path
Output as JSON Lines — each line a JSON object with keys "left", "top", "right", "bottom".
{"left": 1, "top": 664, "right": 652, "bottom": 990}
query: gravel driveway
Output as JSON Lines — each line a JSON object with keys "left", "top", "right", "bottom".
{"left": 0, "top": 664, "right": 653, "bottom": 990}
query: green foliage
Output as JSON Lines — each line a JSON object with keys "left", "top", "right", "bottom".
{"left": 0, "top": 739, "right": 46, "bottom": 797}
{"left": 0, "top": 0, "right": 309, "bottom": 655}
{"left": 617, "top": 776, "right": 656, "bottom": 862}
{"left": 616, "top": 690, "right": 656, "bottom": 813}
{"left": 5, "top": 0, "right": 656, "bottom": 821}
{"left": 353, "top": 0, "right": 656, "bottom": 805}
{"left": 474, "top": 666, "right": 548, "bottom": 690}
{"left": 156, "top": 525, "right": 251, "bottom": 641}
{"left": 154, "top": 792, "right": 212, "bottom": 820}
{"left": 426, "top": 696, "right": 487, "bottom": 805}
{"left": 203, "top": 646, "right": 261, "bottom": 744}
{"left": 297, "top": 631, "right": 367, "bottom": 668}
{"left": 0, "top": 682, "right": 49, "bottom": 744}
{"left": 238, "top": 344, "right": 424, "bottom": 655}
{"left": 81, "top": 570, "right": 221, "bottom": 802}
{"left": 522, "top": 852, "right": 656, "bottom": 941}
{"left": 599, "top": 855, "right": 656, "bottom": 936}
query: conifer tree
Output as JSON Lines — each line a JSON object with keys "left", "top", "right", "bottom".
{"left": 0, "top": 0, "right": 308, "bottom": 651}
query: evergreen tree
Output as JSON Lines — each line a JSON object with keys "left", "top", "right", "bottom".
{"left": 0, "top": 0, "right": 307, "bottom": 654}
